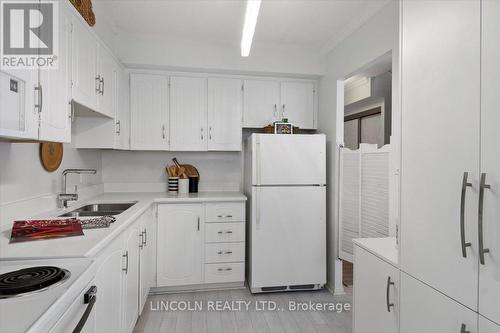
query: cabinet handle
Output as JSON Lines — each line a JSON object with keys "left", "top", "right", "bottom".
{"left": 386, "top": 276, "right": 395, "bottom": 312}
{"left": 460, "top": 172, "right": 472, "bottom": 258}
{"left": 460, "top": 323, "right": 471, "bottom": 333}
{"left": 162, "top": 125, "right": 166, "bottom": 139}
{"left": 274, "top": 104, "right": 277, "bottom": 117}
{"left": 282, "top": 104, "right": 285, "bottom": 117}
{"left": 201, "top": 128, "right": 204, "bottom": 140}
{"left": 217, "top": 230, "right": 233, "bottom": 234}
{"left": 116, "top": 120, "right": 121, "bottom": 135}
{"left": 479, "top": 173, "right": 491, "bottom": 265}
{"left": 95, "top": 75, "right": 101, "bottom": 93}
{"left": 217, "top": 251, "right": 233, "bottom": 255}
{"left": 35, "top": 84, "right": 43, "bottom": 113}
{"left": 100, "top": 77, "right": 104, "bottom": 95}
{"left": 217, "top": 214, "right": 233, "bottom": 218}
{"left": 143, "top": 229, "right": 147, "bottom": 246}
{"left": 122, "top": 251, "right": 129, "bottom": 273}
{"left": 197, "top": 217, "right": 200, "bottom": 231}
{"left": 217, "top": 267, "right": 233, "bottom": 272}
{"left": 209, "top": 126, "right": 212, "bottom": 140}
{"left": 139, "top": 232, "right": 143, "bottom": 249}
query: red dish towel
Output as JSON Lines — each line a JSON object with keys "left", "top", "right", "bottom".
{"left": 10, "top": 219, "right": 84, "bottom": 243}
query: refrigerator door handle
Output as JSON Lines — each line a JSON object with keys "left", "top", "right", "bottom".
{"left": 256, "top": 187, "right": 261, "bottom": 230}
{"left": 255, "top": 139, "right": 261, "bottom": 185}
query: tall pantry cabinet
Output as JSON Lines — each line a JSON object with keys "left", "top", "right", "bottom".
{"left": 400, "top": 0, "right": 500, "bottom": 331}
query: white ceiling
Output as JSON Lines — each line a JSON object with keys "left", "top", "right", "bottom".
{"left": 93, "top": 0, "right": 391, "bottom": 53}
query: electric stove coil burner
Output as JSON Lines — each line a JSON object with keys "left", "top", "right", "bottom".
{"left": 0, "top": 266, "right": 70, "bottom": 298}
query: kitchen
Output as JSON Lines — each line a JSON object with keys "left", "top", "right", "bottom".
{"left": 0, "top": 1, "right": 499, "bottom": 333}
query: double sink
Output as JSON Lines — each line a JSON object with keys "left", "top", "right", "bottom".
{"left": 59, "top": 202, "right": 137, "bottom": 218}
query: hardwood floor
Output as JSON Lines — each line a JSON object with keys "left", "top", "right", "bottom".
{"left": 134, "top": 288, "right": 352, "bottom": 333}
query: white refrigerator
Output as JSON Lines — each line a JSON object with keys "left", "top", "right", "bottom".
{"left": 244, "top": 133, "right": 326, "bottom": 293}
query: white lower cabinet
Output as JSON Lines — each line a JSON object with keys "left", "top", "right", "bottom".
{"left": 353, "top": 244, "right": 398, "bottom": 333}
{"left": 122, "top": 223, "right": 140, "bottom": 333}
{"left": 93, "top": 236, "right": 124, "bottom": 333}
{"left": 480, "top": 316, "right": 500, "bottom": 333}
{"left": 92, "top": 208, "right": 154, "bottom": 333}
{"left": 157, "top": 204, "right": 205, "bottom": 286}
{"left": 400, "top": 272, "right": 477, "bottom": 333}
{"left": 156, "top": 202, "right": 246, "bottom": 288}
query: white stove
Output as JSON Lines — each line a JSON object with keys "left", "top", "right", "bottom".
{"left": 0, "top": 258, "right": 95, "bottom": 333}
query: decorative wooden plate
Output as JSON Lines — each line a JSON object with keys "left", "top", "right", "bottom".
{"left": 40, "top": 143, "right": 63, "bottom": 172}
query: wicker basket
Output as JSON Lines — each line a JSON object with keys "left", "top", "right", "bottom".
{"left": 70, "top": 0, "right": 96, "bottom": 27}
{"left": 263, "top": 125, "right": 300, "bottom": 134}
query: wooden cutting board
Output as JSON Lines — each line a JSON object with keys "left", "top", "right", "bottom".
{"left": 182, "top": 164, "right": 200, "bottom": 179}
{"left": 40, "top": 142, "right": 63, "bottom": 172}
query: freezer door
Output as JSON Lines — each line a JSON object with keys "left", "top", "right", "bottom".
{"left": 250, "top": 186, "right": 326, "bottom": 289}
{"left": 252, "top": 134, "right": 326, "bottom": 185}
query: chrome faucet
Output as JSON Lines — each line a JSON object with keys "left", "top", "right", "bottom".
{"left": 58, "top": 169, "right": 97, "bottom": 208}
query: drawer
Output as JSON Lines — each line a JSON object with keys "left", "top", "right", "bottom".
{"left": 206, "top": 202, "right": 245, "bottom": 222}
{"left": 205, "top": 222, "right": 245, "bottom": 243}
{"left": 205, "top": 242, "right": 245, "bottom": 263}
{"left": 205, "top": 262, "right": 245, "bottom": 283}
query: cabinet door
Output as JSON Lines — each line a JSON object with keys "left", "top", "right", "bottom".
{"left": 115, "top": 67, "right": 130, "bottom": 150}
{"left": 400, "top": 0, "right": 480, "bottom": 310}
{"left": 353, "top": 246, "right": 398, "bottom": 333}
{"left": 207, "top": 78, "right": 242, "bottom": 151}
{"left": 480, "top": 0, "right": 500, "bottom": 326}
{"left": 97, "top": 45, "right": 116, "bottom": 118}
{"left": 480, "top": 316, "right": 500, "bottom": 333}
{"left": 123, "top": 225, "right": 140, "bottom": 333}
{"left": 170, "top": 76, "right": 207, "bottom": 151}
{"left": 138, "top": 216, "right": 148, "bottom": 314}
{"left": 157, "top": 204, "right": 204, "bottom": 286}
{"left": 0, "top": 69, "right": 38, "bottom": 140}
{"left": 39, "top": 4, "right": 71, "bottom": 143}
{"left": 242, "top": 79, "right": 280, "bottom": 128}
{"left": 130, "top": 74, "right": 169, "bottom": 150}
{"left": 400, "top": 273, "right": 478, "bottom": 333}
{"left": 71, "top": 17, "right": 98, "bottom": 111}
{"left": 93, "top": 242, "right": 124, "bottom": 333}
{"left": 280, "top": 81, "right": 315, "bottom": 129}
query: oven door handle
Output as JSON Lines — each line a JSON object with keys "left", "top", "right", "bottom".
{"left": 73, "top": 285, "right": 97, "bottom": 333}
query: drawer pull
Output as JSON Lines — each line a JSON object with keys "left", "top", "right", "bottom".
{"left": 217, "top": 230, "right": 233, "bottom": 234}
{"left": 217, "top": 214, "right": 233, "bottom": 218}
{"left": 217, "top": 251, "right": 233, "bottom": 255}
{"left": 217, "top": 267, "right": 233, "bottom": 272}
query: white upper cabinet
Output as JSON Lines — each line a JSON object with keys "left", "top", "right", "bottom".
{"left": 157, "top": 204, "right": 204, "bottom": 287}
{"left": 130, "top": 73, "right": 169, "bottom": 150}
{"left": 242, "top": 79, "right": 317, "bottom": 129}
{"left": 38, "top": 4, "right": 72, "bottom": 143}
{"left": 170, "top": 76, "right": 208, "bottom": 151}
{"left": 243, "top": 79, "right": 280, "bottom": 128}
{"left": 280, "top": 81, "right": 315, "bottom": 129}
{"left": 400, "top": 0, "right": 480, "bottom": 311}
{"left": 207, "top": 78, "right": 242, "bottom": 151}
{"left": 96, "top": 45, "right": 116, "bottom": 118}
{"left": 479, "top": 0, "right": 500, "bottom": 325}
{"left": 71, "top": 16, "right": 98, "bottom": 112}
{"left": 114, "top": 67, "right": 130, "bottom": 150}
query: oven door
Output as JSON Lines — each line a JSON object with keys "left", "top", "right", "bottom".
{"left": 49, "top": 282, "right": 97, "bottom": 333}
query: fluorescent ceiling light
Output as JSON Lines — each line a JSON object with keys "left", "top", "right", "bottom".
{"left": 241, "top": 0, "right": 262, "bottom": 57}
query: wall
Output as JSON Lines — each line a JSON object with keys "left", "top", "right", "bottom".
{"left": 318, "top": 1, "right": 399, "bottom": 291}
{"left": 101, "top": 150, "right": 242, "bottom": 192}
{"left": 0, "top": 142, "right": 102, "bottom": 225}
{"left": 115, "top": 32, "right": 325, "bottom": 77}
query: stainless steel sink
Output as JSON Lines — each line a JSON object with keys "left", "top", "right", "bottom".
{"left": 59, "top": 202, "right": 137, "bottom": 218}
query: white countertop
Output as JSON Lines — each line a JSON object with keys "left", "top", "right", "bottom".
{"left": 353, "top": 237, "right": 398, "bottom": 267}
{"left": 0, "top": 191, "right": 246, "bottom": 260}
